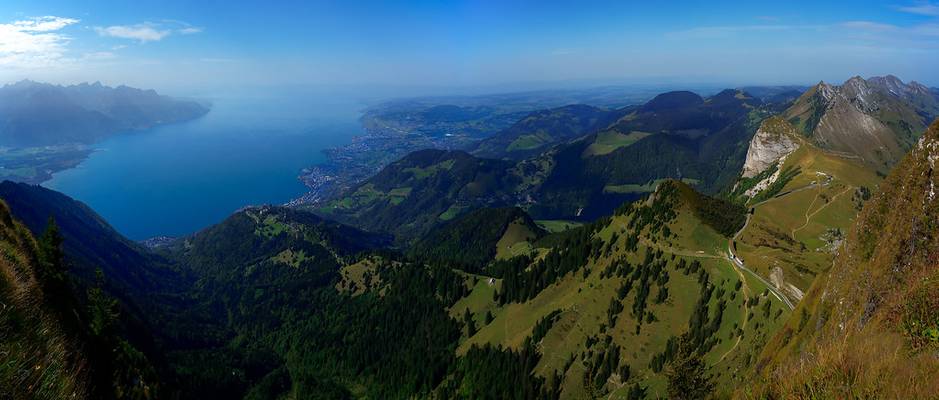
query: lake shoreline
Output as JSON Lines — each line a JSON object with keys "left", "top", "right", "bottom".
{"left": 43, "top": 93, "right": 362, "bottom": 240}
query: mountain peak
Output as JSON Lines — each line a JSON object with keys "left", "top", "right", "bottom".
{"left": 845, "top": 75, "right": 865, "bottom": 83}
{"left": 867, "top": 74, "right": 917, "bottom": 97}
{"left": 639, "top": 90, "right": 704, "bottom": 112}
{"left": 814, "top": 81, "right": 839, "bottom": 103}
{"left": 6, "top": 79, "right": 44, "bottom": 89}
{"left": 648, "top": 178, "right": 747, "bottom": 237}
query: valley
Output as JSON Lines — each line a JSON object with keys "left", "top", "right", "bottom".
{"left": 293, "top": 85, "right": 719, "bottom": 206}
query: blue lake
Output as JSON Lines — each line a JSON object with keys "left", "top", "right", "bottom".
{"left": 46, "top": 91, "right": 364, "bottom": 240}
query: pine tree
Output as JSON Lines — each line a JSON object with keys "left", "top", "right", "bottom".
{"left": 37, "top": 216, "right": 66, "bottom": 286}
{"left": 87, "top": 269, "right": 119, "bottom": 337}
{"left": 665, "top": 334, "right": 715, "bottom": 400}
{"left": 463, "top": 308, "right": 477, "bottom": 336}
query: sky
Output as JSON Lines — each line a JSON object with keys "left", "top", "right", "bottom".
{"left": 1, "top": 0, "right": 938, "bottom": 93}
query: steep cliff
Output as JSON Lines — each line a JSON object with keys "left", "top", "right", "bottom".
{"left": 741, "top": 117, "right": 801, "bottom": 178}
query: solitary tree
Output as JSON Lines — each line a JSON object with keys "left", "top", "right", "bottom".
{"left": 37, "top": 216, "right": 66, "bottom": 286}
{"left": 87, "top": 269, "right": 119, "bottom": 337}
{"left": 463, "top": 308, "right": 477, "bottom": 336}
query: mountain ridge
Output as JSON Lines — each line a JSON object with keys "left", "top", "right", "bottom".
{"left": 0, "top": 80, "right": 209, "bottom": 147}
{"left": 784, "top": 75, "right": 939, "bottom": 171}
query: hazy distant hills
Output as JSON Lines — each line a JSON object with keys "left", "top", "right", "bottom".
{"left": 0, "top": 80, "right": 208, "bottom": 147}
{"left": 472, "top": 104, "right": 631, "bottom": 160}
{"left": 315, "top": 149, "right": 521, "bottom": 242}
{"left": 316, "top": 88, "right": 776, "bottom": 241}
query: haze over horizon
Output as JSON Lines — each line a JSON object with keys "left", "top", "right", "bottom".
{"left": 2, "top": 0, "right": 939, "bottom": 94}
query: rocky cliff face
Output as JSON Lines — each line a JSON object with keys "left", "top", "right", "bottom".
{"left": 741, "top": 117, "right": 801, "bottom": 178}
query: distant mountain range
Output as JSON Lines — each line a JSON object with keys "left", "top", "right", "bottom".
{"left": 0, "top": 80, "right": 209, "bottom": 147}
{"left": 2, "top": 74, "right": 939, "bottom": 399}
{"left": 314, "top": 88, "right": 777, "bottom": 241}
{"left": 315, "top": 77, "right": 939, "bottom": 244}
{"left": 471, "top": 104, "right": 631, "bottom": 160}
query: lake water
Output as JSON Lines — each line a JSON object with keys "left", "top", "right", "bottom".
{"left": 46, "top": 90, "right": 364, "bottom": 240}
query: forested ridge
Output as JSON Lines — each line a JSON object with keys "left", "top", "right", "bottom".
{"left": 1, "top": 175, "right": 755, "bottom": 399}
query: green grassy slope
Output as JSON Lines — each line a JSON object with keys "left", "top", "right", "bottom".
{"left": 743, "top": 120, "right": 939, "bottom": 399}
{"left": 314, "top": 149, "right": 520, "bottom": 243}
{"left": 0, "top": 198, "right": 166, "bottom": 399}
{"left": 0, "top": 201, "right": 87, "bottom": 399}
{"left": 407, "top": 207, "right": 545, "bottom": 272}
{"left": 473, "top": 104, "right": 628, "bottom": 160}
{"left": 450, "top": 181, "right": 788, "bottom": 398}
{"left": 733, "top": 139, "right": 881, "bottom": 303}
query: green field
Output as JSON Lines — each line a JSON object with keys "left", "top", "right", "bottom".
{"left": 0, "top": 145, "right": 92, "bottom": 184}
{"left": 403, "top": 159, "right": 455, "bottom": 179}
{"left": 604, "top": 178, "right": 701, "bottom": 194}
{"left": 736, "top": 144, "right": 880, "bottom": 298}
{"left": 438, "top": 204, "right": 467, "bottom": 221}
{"left": 582, "top": 131, "right": 652, "bottom": 157}
{"left": 535, "top": 219, "right": 583, "bottom": 233}
{"left": 507, "top": 133, "right": 550, "bottom": 152}
{"left": 335, "top": 257, "right": 383, "bottom": 296}
{"left": 495, "top": 219, "right": 539, "bottom": 260}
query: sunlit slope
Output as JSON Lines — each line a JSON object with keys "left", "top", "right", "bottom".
{"left": 742, "top": 120, "right": 939, "bottom": 399}
{"left": 450, "top": 181, "right": 790, "bottom": 398}
{"left": 407, "top": 206, "right": 546, "bottom": 270}
{"left": 0, "top": 201, "right": 86, "bottom": 399}
{"left": 732, "top": 118, "right": 880, "bottom": 304}
{"left": 783, "top": 76, "right": 939, "bottom": 172}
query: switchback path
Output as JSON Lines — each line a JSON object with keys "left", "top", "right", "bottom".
{"left": 724, "top": 179, "right": 827, "bottom": 312}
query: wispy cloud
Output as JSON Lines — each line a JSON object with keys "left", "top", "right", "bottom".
{"left": 667, "top": 17, "right": 939, "bottom": 51}
{"left": 830, "top": 18, "right": 939, "bottom": 52}
{"left": 83, "top": 51, "right": 116, "bottom": 60}
{"left": 95, "top": 20, "right": 203, "bottom": 43}
{"left": 0, "top": 16, "right": 79, "bottom": 68}
{"left": 841, "top": 20, "right": 939, "bottom": 37}
{"left": 95, "top": 23, "right": 171, "bottom": 42}
{"left": 898, "top": 2, "right": 939, "bottom": 16}
{"left": 665, "top": 24, "right": 820, "bottom": 39}
{"left": 840, "top": 21, "right": 898, "bottom": 32}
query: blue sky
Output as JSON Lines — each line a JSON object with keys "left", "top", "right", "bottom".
{"left": 1, "top": 0, "right": 938, "bottom": 92}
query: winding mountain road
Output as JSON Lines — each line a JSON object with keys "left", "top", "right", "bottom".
{"left": 722, "top": 177, "right": 832, "bottom": 312}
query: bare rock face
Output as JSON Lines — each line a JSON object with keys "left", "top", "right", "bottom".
{"left": 741, "top": 117, "right": 800, "bottom": 178}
